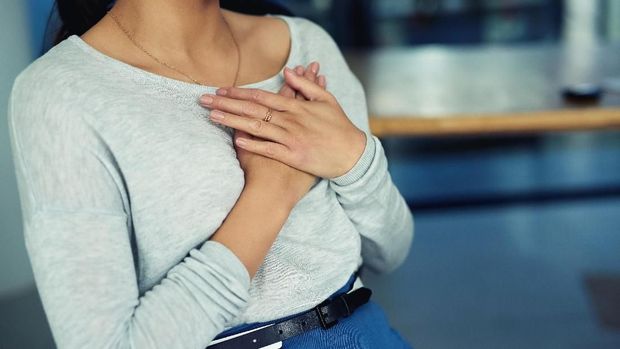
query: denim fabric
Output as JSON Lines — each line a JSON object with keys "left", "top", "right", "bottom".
{"left": 213, "top": 275, "right": 413, "bottom": 348}
{"left": 281, "top": 300, "right": 412, "bottom": 348}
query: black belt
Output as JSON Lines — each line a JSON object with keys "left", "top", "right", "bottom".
{"left": 207, "top": 287, "right": 372, "bottom": 349}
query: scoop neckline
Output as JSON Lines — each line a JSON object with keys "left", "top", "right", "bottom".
{"left": 66, "top": 14, "right": 298, "bottom": 95}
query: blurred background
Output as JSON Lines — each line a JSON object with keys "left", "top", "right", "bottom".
{"left": 1, "top": 0, "right": 620, "bottom": 348}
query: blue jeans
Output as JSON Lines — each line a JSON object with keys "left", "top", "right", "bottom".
{"left": 213, "top": 275, "right": 413, "bottom": 348}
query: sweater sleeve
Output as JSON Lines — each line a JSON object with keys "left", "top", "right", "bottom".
{"left": 295, "top": 17, "right": 414, "bottom": 274}
{"left": 7, "top": 70, "right": 251, "bottom": 349}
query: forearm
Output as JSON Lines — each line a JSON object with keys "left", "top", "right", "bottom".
{"left": 25, "top": 210, "right": 252, "bottom": 349}
{"left": 211, "top": 181, "right": 296, "bottom": 278}
{"left": 26, "top": 183, "right": 296, "bottom": 348}
{"left": 330, "top": 135, "right": 414, "bottom": 273}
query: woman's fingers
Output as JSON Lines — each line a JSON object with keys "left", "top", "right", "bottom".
{"left": 207, "top": 88, "right": 293, "bottom": 113}
{"left": 278, "top": 62, "right": 324, "bottom": 98}
{"left": 201, "top": 62, "right": 328, "bottom": 122}
{"left": 303, "top": 62, "right": 320, "bottom": 93}
{"left": 290, "top": 62, "right": 323, "bottom": 100}
{"left": 234, "top": 135, "right": 294, "bottom": 164}
{"left": 233, "top": 129, "right": 255, "bottom": 149}
{"left": 279, "top": 83, "right": 296, "bottom": 98}
{"left": 305, "top": 62, "right": 319, "bottom": 80}
{"left": 283, "top": 67, "right": 331, "bottom": 102}
{"left": 318, "top": 75, "right": 326, "bottom": 89}
{"left": 209, "top": 109, "right": 290, "bottom": 144}
{"left": 294, "top": 65, "right": 304, "bottom": 76}
{"left": 295, "top": 66, "right": 304, "bottom": 101}
{"left": 306, "top": 61, "right": 326, "bottom": 89}
{"left": 278, "top": 65, "right": 301, "bottom": 98}
{"left": 294, "top": 65, "right": 311, "bottom": 100}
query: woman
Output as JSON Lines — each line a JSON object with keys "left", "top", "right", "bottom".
{"left": 7, "top": 0, "right": 414, "bottom": 348}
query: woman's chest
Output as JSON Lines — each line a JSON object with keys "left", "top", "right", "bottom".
{"left": 97, "top": 96, "right": 245, "bottom": 283}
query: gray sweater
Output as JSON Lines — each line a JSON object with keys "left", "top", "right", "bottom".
{"left": 7, "top": 14, "right": 414, "bottom": 349}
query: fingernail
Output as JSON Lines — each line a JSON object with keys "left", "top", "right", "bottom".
{"left": 311, "top": 62, "right": 318, "bottom": 74}
{"left": 200, "top": 95, "right": 214, "bottom": 104}
{"left": 319, "top": 75, "right": 326, "bottom": 86}
{"left": 216, "top": 88, "right": 227, "bottom": 96}
{"left": 210, "top": 110, "right": 225, "bottom": 120}
{"left": 236, "top": 138, "right": 247, "bottom": 147}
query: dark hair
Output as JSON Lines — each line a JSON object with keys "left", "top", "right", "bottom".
{"left": 49, "top": 0, "right": 113, "bottom": 48}
{"left": 43, "top": 0, "right": 292, "bottom": 55}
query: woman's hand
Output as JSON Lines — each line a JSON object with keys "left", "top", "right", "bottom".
{"left": 198, "top": 64, "right": 366, "bottom": 179}
{"left": 233, "top": 63, "right": 326, "bottom": 174}
{"left": 224, "top": 63, "right": 328, "bottom": 204}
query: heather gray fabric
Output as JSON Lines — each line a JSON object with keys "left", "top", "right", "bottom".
{"left": 7, "top": 14, "right": 414, "bottom": 349}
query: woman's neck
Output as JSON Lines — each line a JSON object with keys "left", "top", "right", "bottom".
{"left": 108, "top": 0, "right": 234, "bottom": 60}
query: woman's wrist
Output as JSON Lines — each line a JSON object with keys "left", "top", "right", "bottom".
{"left": 330, "top": 131, "right": 376, "bottom": 186}
{"left": 211, "top": 180, "right": 296, "bottom": 278}
{"left": 332, "top": 129, "right": 368, "bottom": 179}
{"left": 243, "top": 178, "right": 300, "bottom": 211}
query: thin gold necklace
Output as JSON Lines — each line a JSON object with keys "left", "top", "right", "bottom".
{"left": 107, "top": 9, "right": 241, "bottom": 87}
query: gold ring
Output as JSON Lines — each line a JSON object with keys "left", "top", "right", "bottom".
{"left": 263, "top": 108, "right": 273, "bottom": 123}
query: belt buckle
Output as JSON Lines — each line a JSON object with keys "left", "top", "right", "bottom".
{"left": 314, "top": 299, "right": 339, "bottom": 329}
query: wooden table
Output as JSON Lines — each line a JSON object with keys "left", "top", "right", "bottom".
{"left": 345, "top": 43, "right": 620, "bottom": 137}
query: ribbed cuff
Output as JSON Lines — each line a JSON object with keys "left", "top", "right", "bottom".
{"left": 196, "top": 240, "right": 251, "bottom": 289}
{"left": 330, "top": 131, "right": 376, "bottom": 186}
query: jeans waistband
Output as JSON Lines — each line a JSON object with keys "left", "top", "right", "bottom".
{"left": 214, "top": 273, "right": 359, "bottom": 340}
